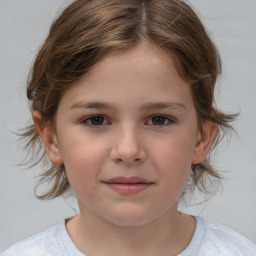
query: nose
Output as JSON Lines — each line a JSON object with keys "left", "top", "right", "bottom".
{"left": 110, "top": 125, "right": 146, "bottom": 165}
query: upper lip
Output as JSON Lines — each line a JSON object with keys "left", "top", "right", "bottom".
{"left": 103, "top": 176, "right": 153, "bottom": 184}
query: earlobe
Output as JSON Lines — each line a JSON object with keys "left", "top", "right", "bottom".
{"left": 32, "top": 111, "right": 63, "bottom": 166}
{"left": 192, "top": 121, "right": 216, "bottom": 164}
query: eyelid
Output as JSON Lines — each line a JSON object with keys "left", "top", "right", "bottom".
{"left": 146, "top": 115, "right": 175, "bottom": 126}
{"left": 81, "top": 115, "right": 111, "bottom": 126}
{"left": 80, "top": 114, "right": 175, "bottom": 127}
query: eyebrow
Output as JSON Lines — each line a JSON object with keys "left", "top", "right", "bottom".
{"left": 70, "top": 101, "right": 186, "bottom": 111}
{"left": 140, "top": 102, "right": 186, "bottom": 112}
{"left": 70, "top": 101, "right": 118, "bottom": 111}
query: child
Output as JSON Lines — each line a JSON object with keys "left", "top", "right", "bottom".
{"left": 2, "top": 0, "right": 256, "bottom": 255}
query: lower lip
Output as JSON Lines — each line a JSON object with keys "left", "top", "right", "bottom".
{"left": 104, "top": 183, "right": 153, "bottom": 195}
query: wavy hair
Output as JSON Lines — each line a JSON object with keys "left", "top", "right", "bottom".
{"left": 21, "top": 0, "right": 236, "bottom": 200}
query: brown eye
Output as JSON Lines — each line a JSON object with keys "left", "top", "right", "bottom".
{"left": 152, "top": 116, "right": 166, "bottom": 125}
{"left": 84, "top": 116, "right": 107, "bottom": 126}
{"left": 148, "top": 116, "right": 173, "bottom": 126}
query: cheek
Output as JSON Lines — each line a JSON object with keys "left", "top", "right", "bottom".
{"left": 151, "top": 134, "right": 196, "bottom": 172}
{"left": 148, "top": 133, "right": 196, "bottom": 193}
{"left": 59, "top": 138, "right": 108, "bottom": 195}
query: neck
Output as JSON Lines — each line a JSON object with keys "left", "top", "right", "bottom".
{"left": 66, "top": 202, "right": 196, "bottom": 256}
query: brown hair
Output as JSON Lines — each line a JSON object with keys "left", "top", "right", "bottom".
{"left": 22, "top": 0, "right": 236, "bottom": 200}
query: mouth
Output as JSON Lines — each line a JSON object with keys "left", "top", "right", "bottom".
{"left": 102, "top": 176, "right": 154, "bottom": 195}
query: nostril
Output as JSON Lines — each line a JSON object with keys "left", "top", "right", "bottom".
{"left": 115, "top": 157, "right": 142, "bottom": 165}
{"left": 109, "top": 141, "right": 146, "bottom": 165}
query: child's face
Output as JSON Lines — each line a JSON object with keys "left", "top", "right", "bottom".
{"left": 41, "top": 42, "right": 214, "bottom": 226}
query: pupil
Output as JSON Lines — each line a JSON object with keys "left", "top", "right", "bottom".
{"left": 153, "top": 116, "right": 165, "bottom": 125}
{"left": 92, "top": 116, "right": 103, "bottom": 125}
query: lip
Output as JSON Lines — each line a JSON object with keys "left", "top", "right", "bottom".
{"left": 102, "top": 176, "right": 154, "bottom": 195}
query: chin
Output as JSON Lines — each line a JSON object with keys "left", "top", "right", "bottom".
{"left": 103, "top": 208, "right": 161, "bottom": 227}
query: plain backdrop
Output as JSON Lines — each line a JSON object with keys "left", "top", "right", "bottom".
{"left": 0, "top": 0, "right": 256, "bottom": 252}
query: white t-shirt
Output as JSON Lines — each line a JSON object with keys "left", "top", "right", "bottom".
{"left": 1, "top": 216, "right": 256, "bottom": 256}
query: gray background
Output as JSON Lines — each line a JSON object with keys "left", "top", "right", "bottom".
{"left": 0, "top": 0, "right": 255, "bottom": 252}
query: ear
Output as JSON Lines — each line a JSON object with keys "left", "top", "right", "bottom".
{"left": 32, "top": 111, "right": 63, "bottom": 166}
{"left": 192, "top": 121, "right": 216, "bottom": 164}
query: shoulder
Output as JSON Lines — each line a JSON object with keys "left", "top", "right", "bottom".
{"left": 197, "top": 216, "right": 256, "bottom": 255}
{"left": 1, "top": 223, "right": 62, "bottom": 256}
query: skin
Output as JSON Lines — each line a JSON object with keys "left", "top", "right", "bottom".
{"left": 33, "top": 42, "right": 216, "bottom": 255}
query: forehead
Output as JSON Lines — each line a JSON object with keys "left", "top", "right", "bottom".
{"left": 88, "top": 42, "right": 179, "bottom": 80}
{"left": 57, "top": 42, "right": 193, "bottom": 111}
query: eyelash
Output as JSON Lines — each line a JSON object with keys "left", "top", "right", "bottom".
{"left": 82, "top": 115, "right": 109, "bottom": 126}
{"left": 81, "top": 115, "right": 175, "bottom": 128}
{"left": 147, "top": 115, "right": 174, "bottom": 126}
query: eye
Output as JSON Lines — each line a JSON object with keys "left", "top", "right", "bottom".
{"left": 82, "top": 115, "right": 108, "bottom": 126}
{"left": 147, "top": 116, "right": 173, "bottom": 126}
